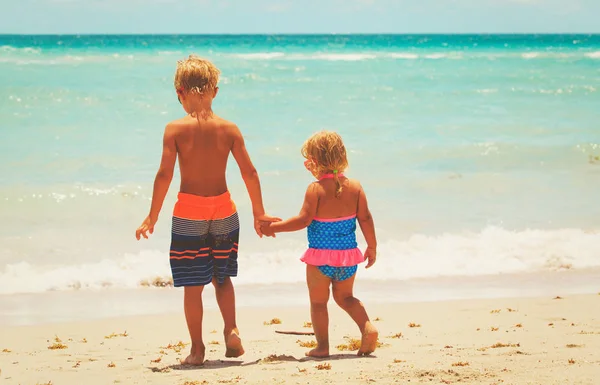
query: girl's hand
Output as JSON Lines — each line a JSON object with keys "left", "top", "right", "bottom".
{"left": 136, "top": 215, "right": 156, "bottom": 240}
{"left": 364, "top": 247, "right": 377, "bottom": 269}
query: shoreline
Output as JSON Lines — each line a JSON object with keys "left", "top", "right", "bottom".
{"left": 1, "top": 268, "right": 599, "bottom": 327}
{"left": 1, "top": 294, "right": 599, "bottom": 384}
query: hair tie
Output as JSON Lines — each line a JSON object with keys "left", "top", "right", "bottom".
{"left": 333, "top": 169, "right": 338, "bottom": 174}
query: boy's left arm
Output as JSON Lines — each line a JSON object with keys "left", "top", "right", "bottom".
{"left": 261, "top": 184, "right": 318, "bottom": 236}
{"left": 136, "top": 124, "right": 177, "bottom": 240}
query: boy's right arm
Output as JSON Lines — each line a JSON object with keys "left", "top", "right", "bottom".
{"left": 230, "top": 124, "right": 280, "bottom": 237}
{"left": 357, "top": 183, "right": 377, "bottom": 268}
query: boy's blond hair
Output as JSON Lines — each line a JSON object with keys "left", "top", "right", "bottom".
{"left": 174, "top": 54, "right": 220, "bottom": 94}
{"left": 302, "top": 130, "right": 349, "bottom": 197}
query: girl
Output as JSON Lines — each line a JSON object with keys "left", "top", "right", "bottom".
{"left": 261, "top": 130, "right": 378, "bottom": 357}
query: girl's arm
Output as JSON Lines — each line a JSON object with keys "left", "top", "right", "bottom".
{"left": 262, "top": 184, "right": 319, "bottom": 235}
{"left": 357, "top": 184, "right": 377, "bottom": 268}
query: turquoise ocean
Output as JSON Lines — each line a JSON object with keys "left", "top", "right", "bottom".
{"left": 1, "top": 35, "right": 599, "bottom": 325}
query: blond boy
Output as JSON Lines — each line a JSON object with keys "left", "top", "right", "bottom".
{"left": 136, "top": 55, "right": 279, "bottom": 365}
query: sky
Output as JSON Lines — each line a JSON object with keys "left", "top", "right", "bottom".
{"left": 1, "top": 0, "right": 599, "bottom": 34}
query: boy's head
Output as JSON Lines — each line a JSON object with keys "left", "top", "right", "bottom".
{"left": 174, "top": 55, "right": 220, "bottom": 110}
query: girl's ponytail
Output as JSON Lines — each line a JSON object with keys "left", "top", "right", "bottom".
{"left": 333, "top": 170, "right": 343, "bottom": 198}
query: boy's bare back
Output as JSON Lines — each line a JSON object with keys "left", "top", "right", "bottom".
{"left": 164, "top": 115, "right": 250, "bottom": 197}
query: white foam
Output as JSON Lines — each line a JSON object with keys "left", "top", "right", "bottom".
{"left": 230, "top": 52, "right": 286, "bottom": 60}
{"left": 0, "top": 45, "right": 41, "bottom": 54}
{"left": 387, "top": 53, "right": 419, "bottom": 59}
{"left": 1, "top": 227, "right": 598, "bottom": 295}
{"left": 585, "top": 51, "right": 600, "bottom": 59}
{"left": 522, "top": 52, "right": 540, "bottom": 59}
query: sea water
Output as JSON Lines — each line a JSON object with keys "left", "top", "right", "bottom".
{"left": 1, "top": 35, "right": 599, "bottom": 324}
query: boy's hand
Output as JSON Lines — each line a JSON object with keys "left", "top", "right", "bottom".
{"left": 136, "top": 215, "right": 156, "bottom": 240}
{"left": 254, "top": 214, "right": 281, "bottom": 238}
{"left": 260, "top": 221, "right": 276, "bottom": 237}
{"left": 364, "top": 247, "right": 377, "bottom": 269}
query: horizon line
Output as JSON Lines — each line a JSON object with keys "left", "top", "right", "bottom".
{"left": 1, "top": 32, "right": 599, "bottom": 37}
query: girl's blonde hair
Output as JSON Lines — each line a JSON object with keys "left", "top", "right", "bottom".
{"left": 301, "top": 130, "right": 349, "bottom": 198}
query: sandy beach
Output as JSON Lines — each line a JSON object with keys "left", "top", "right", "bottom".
{"left": 1, "top": 293, "right": 599, "bottom": 384}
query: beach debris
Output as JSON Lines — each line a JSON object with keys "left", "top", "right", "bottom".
{"left": 476, "top": 328, "right": 480, "bottom": 331}
{"left": 182, "top": 381, "right": 208, "bottom": 385}
{"left": 263, "top": 318, "right": 282, "bottom": 326}
{"left": 105, "top": 331, "right": 128, "bottom": 339}
{"left": 515, "top": 323, "right": 523, "bottom": 328}
{"left": 297, "top": 366, "right": 307, "bottom": 373}
{"left": 303, "top": 322, "right": 312, "bottom": 328}
{"left": 490, "top": 309, "right": 501, "bottom": 314}
{"left": 374, "top": 317, "right": 382, "bottom": 322}
{"left": 566, "top": 344, "right": 583, "bottom": 348}
{"left": 548, "top": 323, "right": 554, "bottom": 326}
{"left": 393, "top": 359, "right": 406, "bottom": 363}
{"left": 216, "top": 376, "right": 242, "bottom": 384}
{"left": 88, "top": 358, "right": 98, "bottom": 362}
{"left": 140, "top": 277, "right": 173, "bottom": 288}
{"left": 151, "top": 357, "right": 162, "bottom": 363}
{"left": 80, "top": 338, "right": 88, "bottom": 343}
{"left": 554, "top": 296, "right": 563, "bottom": 300}
{"left": 315, "top": 363, "right": 331, "bottom": 370}
{"left": 2, "top": 348, "right": 11, "bottom": 353}
{"left": 275, "top": 330, "right": 314, "bottom": 336}
{"left": 72, "top": 361, "right": 81, "bottom": 368}
{"left": 107, "top": 362, "right": 116, "bottom": 368}
{"left": 161, "top": 341, "right": 188, "bottom": 353}
{"left": 490, "top": 327, "right": 499, "bottom": 332}
{"left": 444, "top": 345, "right": 453, "bottom": 349}
{"left": 568, "top": 359, "right": 576, "bottom": 364}
{"left": 210, "top": 330, "right": 217, "bottom": 334}
{"left": 296, "top": 339, "right": 318, "bottom": 348}
{"left": 507, "top": 308, "right": 518, "bottom": 312}
{"left": 452, "top": 361, "right": 469, "bottom": 367}
{"left": 408, "top": 322, "right": 421, "bottom": 328}
{"left": 389, "top": 333, "right": 403, "bottom": 339}
{"left": 336, "top": 338, "right": 361, "bottom": 351}
{"left": 571, "top": 323, "right": 576, "bottom": 326}
{"left": 48, "top": 342, "right": 68, "bottom": 350}
{"left": 490, "top": 342, "right": 520, "bottom": 349}
{"left": 209, "top": 340, "right": 220, "bottom": 345}
{"left": 35, "top": 382, "right": 52, "bottom": 385}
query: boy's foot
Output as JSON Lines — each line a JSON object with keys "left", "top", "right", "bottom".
{"left": 357, "top": 322, "right": 379, "bottom": 356}
{"left": 305, "top": 347, "right": 330, "bottom": 358}
{"left": 181, "top": 353, "right": 205, "bottom": 366}
{"left": 225, "top": 329, "right": 245, "bottom": 358}
{"left": 181, "top": 343, "right": 205, "bottom": 366}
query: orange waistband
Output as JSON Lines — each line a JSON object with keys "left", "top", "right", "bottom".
{"left": 177, "top": 191, "right": 232, "bottom": 207}
{"left": 174, "top": 191, "right": 236, "bottom": 221}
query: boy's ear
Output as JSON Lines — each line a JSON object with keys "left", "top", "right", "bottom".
{"left": 213, "top": 87, "right": 219, "bottom": 99}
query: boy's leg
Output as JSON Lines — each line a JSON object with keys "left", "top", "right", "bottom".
{"left": 212, "top": 276, "right": 244, "bottom": 357}
{"left": 183, "top": 285, "right": 206, "bottom": 365}
{"left": 306, "top": 264, "right": 332, "bottom": 357}
{"left": 331, "top": 271, "right": 378, "bottom": 356}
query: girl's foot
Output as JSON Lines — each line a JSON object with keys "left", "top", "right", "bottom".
{"left": 181, "top": 344, "right": 206, "bottom": 366}
{"left": 305, "top": 346, "right": 330, "bottom": 358}
{"left": 357, "top": 322, "right": 379, "bottom": 356}
{"left": 225, "top": 329, "right": 245, "bottom": 358}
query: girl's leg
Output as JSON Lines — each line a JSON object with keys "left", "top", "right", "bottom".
{"left": 331, "top": 273, "right": 378, "bottom": 356}
{"left": 306, "top": 264, "right": 332, "bottom": 357}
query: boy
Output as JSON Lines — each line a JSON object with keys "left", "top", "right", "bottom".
{"left": 135, "top": 55, "right": 279, "bottom": 366}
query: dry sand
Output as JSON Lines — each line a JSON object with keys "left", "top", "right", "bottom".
{"left": 1, "top": 293, "right": 599, "bottom": 384}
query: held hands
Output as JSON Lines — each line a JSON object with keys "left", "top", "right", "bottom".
{"left": 254, "top": 214, "right": 281, "bottom": 238}
{"left": 136, "top": 215, "right": 157, "bottom": 240}
{"left": 364, "top": 247, "right": 377, "bottom": 269}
